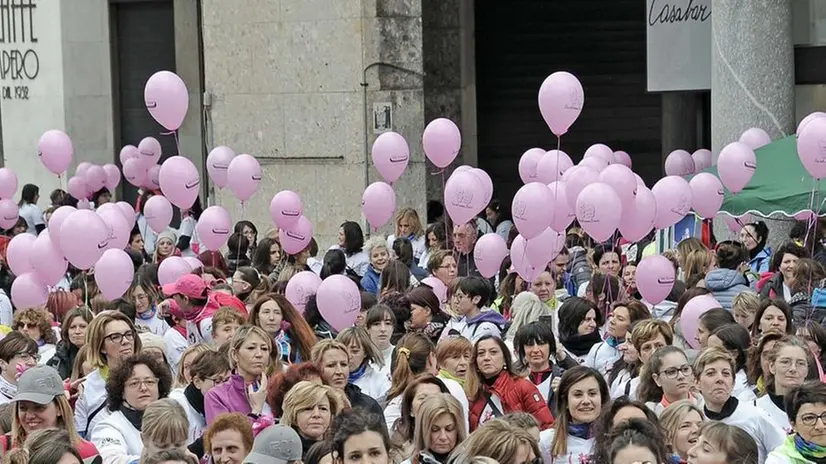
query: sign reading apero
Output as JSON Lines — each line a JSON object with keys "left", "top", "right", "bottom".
{"left": 0, "top": 0, "right": 39, "bottom": 100}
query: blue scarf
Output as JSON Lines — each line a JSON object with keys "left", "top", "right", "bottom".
{"left": 137, "top": 305, "right": 157, "bottom": 321}
{"left": 567, "top": 423, "right": 591, "bottom": 440}
{"left": 349, "top": 363, "right": 368, "bottom": 383}
{"left": 795, "top": 433, "right": 826, "bottom": 463}
{"left": 605, "top": 336, "right": 621, "bottom": 348}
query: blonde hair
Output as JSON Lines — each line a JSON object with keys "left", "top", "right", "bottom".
{"left": 86, "top": 310, "right": 141, "bottom": 369}
{"left": 365, "top": 236, "right": 389, "bottom": 258}
{"left": 228, "top": 325, "right": 281, "bottom": 375}
{"left": 6, "top": 428, "right": 82, "bottom": 464}
{"left": 506, "top": 292, "right": 550, "bottom": 342}
{"left": 311, "top": 339, "right": 349, "bottom": 365}
{"left": 394, "top": 208, "right": 423, "bottom": 239}
{"left": 336, "top": 327, "right": 384, "bottom": 368}
{"left": 175, "top": 343, "right": 211, "bottom": 387}
{"left": 451, "top": 419, "right": 538, "bottom": 464}
{"left": 682, "top": 249, "right": 713, "bottom": 287}
{"left": 281, "top": 381, "right": 350, "bottom": 428}
{"left": 70, "top": 344, "right": 91, "bottom": 382}
{"left": 140, "top": 399, "right": 189, "bottom": 454}
{"left": 693, "top": 346, "right": 736, "bottom": 379}
{"left": 631, "top": 319, "right": 674, "bottom": 351}
{"left": 412, "top": 394, "right": 467, "bottom": 456}
{"left": 659, "top": 400, "right": 705, "bottom": 452}
{"left": 11, "top": 395, "right": 80, "bottom": 448}
{"left": 732, "top": 291, "right": 760, "bottom": 320}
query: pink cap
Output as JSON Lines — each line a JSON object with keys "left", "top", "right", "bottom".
{"left": 162, "top": 274, "right": 207, "bottom": 299}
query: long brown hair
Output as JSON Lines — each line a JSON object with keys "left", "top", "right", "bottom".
{"left": 249, "top": 293, "right": 316, "bottom": 362}
{"left": 550, "top": 366, "right": 609, "bottom": 457}
{"left": 386, "top": 333, "right": 434, "bottom": 403}
{"left": 464, "top": 335, "right": 516, "bottom": 401}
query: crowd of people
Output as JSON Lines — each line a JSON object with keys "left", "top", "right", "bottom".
{"left": 1, "top": 182, "right": 826, "bottom": 464}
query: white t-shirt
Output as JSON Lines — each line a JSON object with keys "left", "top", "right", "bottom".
{"left": 19, "top": 203, "right": 44, "bottom": 235}
{"left": 178, "top": 216, "right": 199, "bottom": 258}
{"left": 164, "top": 328, "right": 189, "bottom": 374}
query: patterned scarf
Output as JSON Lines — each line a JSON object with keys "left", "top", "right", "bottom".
{"left": 605, "top": 336, "right": 621, "bottom": 348}
{"left": 795, "top": 433, "right": 826, "bottom": 463}
{"left": 348, "top": 363, "right": 368, "bottom": 383}
{"left": 137, "top": 305, "right": 157, "bottom": 321}
{"left": 567, "top": 422, "right": 591, "bottom": 440}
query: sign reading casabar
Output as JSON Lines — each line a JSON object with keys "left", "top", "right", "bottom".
{"left": 646, "top": 0, "right": 711, "bottom": 92}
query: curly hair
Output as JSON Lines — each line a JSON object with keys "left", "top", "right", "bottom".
{"left": 266, "top": 362, "right": 323, "bottom": 417}
{"left": 13, "top": 308, "right": 57, "bottom": 345}
{"left": 203, "top": 413, "right": 253, "bottom": 456}
{"left": 106, "top": 353, "right": 173, "bottom": 411}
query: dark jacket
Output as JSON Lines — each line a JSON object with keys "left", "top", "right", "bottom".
{"left": 566, "top": 246, "right": 591, "bottom": 293}
{"left": 344, "top": 383, "right": 386, "bottom": 431}
{"left": 226, "top": 256, "right": 250, "bottom": 274}
{"left": 468, "top": 370, "right": 554, "bottom": 432}
{"left": 47, "top": 341, "right": 78, "bottom": 380}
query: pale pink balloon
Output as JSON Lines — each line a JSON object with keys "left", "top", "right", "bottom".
{"left": 576, "top": 182, "right": 623, "bottom": 242}
{"left": 452, "top": 165, "right": 472, "bottom": 175}
{"left": 473, "top": 234, "right": 508, "bottom": 279}
{"left": 119, "top": 145, "right": 139, "bottom": 165}
{"left": 137, "top": 137, "right": 162, "bottom": 168}
{"left": 103, "top": 164, "right": 121, "bottom": 191}
{"left": 421, "top": 277, "right": 448, "bottom": 305}
{"left": 634, "top": 173, "right": 646, "bottom": 188}
{"left": 690, "top": 173, "right": 724, "bottom": 219}
{"left": 362, "top": 182, "right": 396, "bottom": 230}
{"left": 145, "top": 70, "right": 189, "bottom": 131}
{"left": 619, "top": 186, "right": 657, "bottom": 242}
{"left": 470, "top": 168, "right": 493, "bottom": 210}
{"left": 371, "top": 131, "right": 410, "bottom": 184}
{"left": 185, "top": 257, "right": 203, "bottom": 270}
{"left": 548, "top": 181, "right": 575, "bottom": 232}
{"left": 538, "top": 71, "right": 584, "bottom": 137}
{"left": 146, "top": 164, "right": 161, "bottom": 190}
{"left": 636, "top": 255, "right": 676, "bottom": 305}
{"left": 798, "top": 118, "right": 826, "bottom": 180}
{"left": 196, "top": 206, "right": 232, "bottom": 251}
{"left": 511, "top": 182, "right": 553, "bottom": 240}
{"left": 518, "top": 148, "right": 546, "bottom": 184}
{"left": 525, "top": 227, "right": 564, "bottom": 268}
{"left": 739, "top": 128, "right": 771, "bottom": 150}
{"left": 75, "top": 162, "right": 92, "bottom": 179}
{"left": 317, "top": 275, "right": 361, "bottom": 331}
{"left": 7, "top": 233, "right": 36, "bottom": 276}
{"left": 77, "top": 199, "right": 92, "bottom": 210}
{"left": 60, "top": 210, "right": 109, "bottom": 270}
{"left": 717, "top": 142, "right": 757, "bottom": 192}
{"left": 97, "top": 206, "right": 131, "bottom": 250}
{"left": 692, "top": 149, "right": 712, "bottom": 172}
{"left": 279, "top": 215, "right": 313, "bottom": 255}
{"left": 444, "top": 170, "right": 484, "bottom": 225}
{"left": 423, "top": 118, "right": 461, "bottom": 169}
{"left": 579, "top": 156, "right": 608, "bottom": 172}
{"left": 30, "top": 230, "right": 68, "bottom": 287}
{"left": 0, "top": 200, "right": 18, "bottom": 229}
{"left": 682, "top": 295, "right": 723, "bottom": 349}
{"left": 116, "top": 201, "right": 137, "bottom": 230}
{"left": 510, "top": 235, "right": 544, "bottom": 282}
{"left": 159, "top": 156, "right": 200, "bottom": 209}
{"left": 652, "top": 176, "right": 693, "bottom": 229}
{"left": 123, "top": 158, "right": 148, "bottom": 187}
{"left": 664, "top": 149, "right": 695, "bottom": 176}
{"left": 11, "top": 273, "right": 48, "bottom": 309}
{"left": 143, "top": 195, "right": 173, "bottom": 234}
{"left": 0, "top": 168, "right": 18, "bottom": 200}
{"left": 158, "top": 257, "right": 192, "bottom": 286}
{"left": 535, "top": 150, "right": 573, "bottom": 184}
{"left": 48, "top": 206, "right": 76, "bottom": 255}
{"left": 798, "top": 112, "right": 826, "bottom": 136}
{"left": 285, "top": 271, "right": 322, "bottom": 314}
{"left": 584, "top": 144, "right": 614, "bottom": 164}
{"left": 599, "top": 164, "right": 637, "bottom": 211}
{"left": 226, "top": 154, "right": 261, "bottom": 202}
{"left": 67, "top": 176, "right": 88, "bottom": 200}
{"left": 206, "top": 146, "right": 236, "bottom": 189}
{"left": 85, "top": 165, "right": 107, "bottom": 192}
{"left": 795, "top": 210, "right": 817, "bottom": 221}
{"left": 613, "top": 151, "right": 632, "bottom": 168}
{"left": 37, "top": 130, "right": 73, "bottom": 175}
{"left": 562, "top": 165, "right": 599, "bottom": 210}
{"left": 95, "top": 249, "right": 134, "bottom": 300}
{"left": 719, "top": 213, "right": 753, "bottom": 234}
{"left": 270, "top": 191, "right": 303, "bottom": 230}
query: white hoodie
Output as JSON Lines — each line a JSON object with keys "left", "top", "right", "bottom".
{"left": 352, "top": 364, "right": 390, "bottom": 400}
{"left": 74, "top": 369, "right": 110, "bottom": 438}
{"left": 169, "top": 387, "right": 206, "bottom": 445}
{"left": 90, "top": 409, "right": 143, "bottom": 464}
{"left": 715, "top": 398, "right": 786, "bottom": 464}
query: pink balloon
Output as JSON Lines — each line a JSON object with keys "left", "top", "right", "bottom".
{"left": 619, "top": 186, "right": 657, "bottom": 242}
{"left": 613, "top": 151, "right": 632, "bottom": 168}
{"left": 270, "top": 191, "right": 303, "bottom": 230}
{"left": 60, "top": 210, "right": 109, "bottom": 270}
{"left": 548, "top": 181, "right": 575, "bottom": 232}
{"left": 536, "top": 150, "right": 573, "bottom": 184}
{"left": 798, "top": 112, "right": 826, "bottom": 136}
{"left": 279, "top": 215, "right": 313, "bottom": 255}
{"left": 599, "top": 164, "right": 637, "bottom": 211}
{"left": 226, "top": 154, "right": 261, "bottom": 202}
{"left": 48, "top": 206, "right": 76, "bottom": 255}
{"left": 719, "top": 213, "right": 752, "bottom": 234}
{"left": 421, "top": 277, "right": 448, "bottom": 305}
{"left": 0, "top": 168, "right": 17, "bottom": 200}
{"left": 95, "top": 249, "right": 134, "bottom": 300}
{"left": 739, "top": 128, "right": 771, "bottom": 150}
{"left": 371, "top": 132, "right": 409, "bottom": 183}
{"left": 146, "top": 164, "right": 162, "bottom": 190}
{"left": 423, "top": 118, "right": 461, "bottom": 168}
{"left": 576, "top": 182, "right": 623, "bottom": 242}
{"left": 137, "top": 137, "right": 162, "bottom": 168}
{"left": 510, "top": 235, "right": 544, "bottom": 282}
{"left": 0, "top": 200, "right": 18, "bottom": 229}
{"left": 30, "top": 230, "right": 68, "bottom": 287}
{"left": 196, "top": 206, "right": 232, "bottom": 251}
{"left": 690, "top": 173, "right": 724, "bottom": 219}
{"left": 206, "top": 146, "right": 235, "bottom": 189}
{"left": 75, "top": 162, "right": 92, "bottom": 179}
{"left": 77, "top": 199, "right": 92, "bottom": 210}
{"left": 579, "top": 156, "right": 608, "bottom": 172}
{"left": 103, "top": 164, "right": 121, "bottom": 191}
{"left": 692, "top": 149, "right": 712, "bottom": 172}
{"left": 795, "top": 210, "right": 816, "bottom": 221}
{"left": 285, "top": 271, "right": 322, "bottom": 314}
{"left": 144, "top": 70, "right": 189, "bottom": 131}
{"left": 85, "top": 165, "right": 107, "bottom": 192}
{"left": 538, "top": 71, "right": 584, "bottom": 137}
{"left": 526, "top": 227, "right": 564, "bottom": 268}
{"left": 634, "top": 173, "right": 646, "bottom": 188}
{"left": 362, "top": 182, "right": 396, "bottom": 230}
{"left": 11, "top": 273, "right": 48, "bottom": 309}
{"left": 798, "top": 118, "right": 826, "bottom": 180}
{"left": 317, "top": 275, "right": 360, "bottom": 331}
{"left": 511, "top": 183, "right": 553, "bottom": 239}
{"left": 444, "top": 170, "right": 484, "bottom": 225}
{"left": 473, "top": 234, "right": 508, "bottom": 278}
{"left": 116, "top": 202, "right": 136, "bottom": 230}
{"left": 664, "top": 150, "right": 695, "bottom": 176}
{"left": 67, "top": 176, "right": 88, "bottom": 200}
{"left": 584, "top": 144, "right": 614, "bottom": 164}
{"left": 7, "top": 233, "right": 35, "bottom": 276}
{"left": 652, "top": 176, "right": 693, "bottom": 229}
{"left": 158, "top": 257, "right": 191, "bottom": 287}
{"left": 681, "top": 294, "right": 723, "bottom": 349}
{"left": 185, "top": 257, "right": 203, "bottom": 270}
{"left": 636, "top": 255, "right": 676, "bottom": 305}
{"left": 143, "top": 196, "right": 173, "bottom": 234}
{"left": 518, "top": 148, "right": 546, "bottom": 184}
{"left": 37, "top": 130, "right": 73, "bottom": 175}
{"left": 123, "top": 158, "right": 148, "bottom": 188}
{"left": 470, "top": 168, "right": 493, "bottom": 209}
{"left": 159, "top": 156, "right": 200, "bottom": 209}
{"left": 453, "top": 165, "right": 472, "bottom": 174}
{"left": 717, "top": 142, "right": 757, "bottom": 192}
{"left": 97, "top": 206, "right": 130, "bottom": 251}
{"left": 119, "top": 145, "right": 139, "bottom": 165}
{"left": 563, "top": 165, "right": 599, "bottom": 210}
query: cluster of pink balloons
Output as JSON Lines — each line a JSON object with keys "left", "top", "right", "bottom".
{"left": 269, "top": 190, "right": 312, "bottom": 256}
{"left": 0, "top": 168, "right": 19, "bottom": 229}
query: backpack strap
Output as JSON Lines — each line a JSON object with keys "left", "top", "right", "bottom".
{"left": 83, "top": 401, "right": 108, "bottom": 438}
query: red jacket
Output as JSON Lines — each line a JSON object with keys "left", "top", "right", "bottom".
{"left": 468, "top": 371, "right": 554, "bottom": 432}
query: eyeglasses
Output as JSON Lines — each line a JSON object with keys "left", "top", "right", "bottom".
{"left": 134, "top": 294, "right": 150, "bottom": 302}
{"left": 13, "top": 352, "right": 39, "bottom": 363}
{"left": 659, "top": 365, "right": 692, "bottom": 379}
{"left": 777, "top": 358, "right": 808, "bottom": 370}
{"left": 440, "top": 263, "right": 457, "bottom": 270}
{"left": 15, "top": 322, "right": 37, "bottom": 330}
{"left": 206, "top": 375, "right": 230, "bottom": 385}
{"left": 126, "top": 377, "right": 159, "bottom": 390}
{"left": 104, "top": 331, "right": 135, "bottom": 345}
{"left": 800, "top": 412, "right": 826, "bottom": 426}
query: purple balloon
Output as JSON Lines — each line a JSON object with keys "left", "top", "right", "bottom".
{"left": 0, "top": 168, "right": 18, "bottom": 200}
{"left": 85, "top": 165, "right": 107, "bottom": 192}
{"left": 510, "top": 235, "right": 544, "bottom": 282}
{"left": 98, "top": 206, "right": 131, "bottom": 251}
{"left": 123, "top": 158, "right": 148, "bottom": 187}
{"left": 103, "top": 164, "right": 121, "bottom": 191}
{"left": 512, "top": 182, "right": 553, "bottom": 240}
{"left": 95, "top": 249, "right": 134, "bottom": 300}
{"left": 518, "top": 148, "right": 546, "bottom": 184}
{"left": 362, "top": 182, "right": 396, "bottom": 230}
{"left": 37, "top": 130, "right": 73, "bottom": 175}
{"left": 67, "top": 176, "right": 88, "bottom": 200}
{"left": 285, "top": 271, "right": 322, "bottom": 314}
{"left": 421, "top": 277, "right": 448, "bottom": 305}
{"left": 619, "top": 187, "right": 657, "bottom": 242}
{"left": 538, "top": 71, "right": 584, "bottom": 137}
{"left": 636, "top": 255, "right": 676, "bottom": 305}
{"left": 525, "top": 227, "right": 564, "bottom": 269}
{"left": 535, "top": 150, "right": 573, "bottom": 184}
{"left": 317, "top": 275, "right": 360, "bottom": 331}
{"left": 137, "top": 137, "right": 162, "bottom": 168}
{"left": 48, "top": 206, "right": 76, "bottom": 255}
{"left": 664, "top": 149, "right": 695, "bottom": 177}
{"left": 270, "top": 190, "right": 303, "bottom": 230}
{"left": 77, "top": 199, "right": 92, "bottom": 210}
{"left": 31, "top": 230, "right": 68, "bottom": 287}
{"left": 7, "top": 233, "right": 36, "bottom": 276}
{"left": 75, "top": 162, "right": 92, "bottom": 179}
{"left": 116, "top": 201, "right": 136, "bottom": 230}
{"left": 690, "top": 173, "right": 724, "bottom": 219}
{"left": 226, "top": 154, "right": 261, "bottom": 202}
{"left": 563, "top": 165, "right": 599, "bottom": 210}
{"left": 279, "top": 215, "right": 313, "bottom": 255}
{"left": 159, "top": 156, "right": 200, "bottom": 209}
{"left": 145, "top": 70, "right": 189, "bottom": 131}
{"left": 196, "top": 206, "right": 232, "bottom": 252}
{"left": 0, "top": 200, "right": 19, "bottom": 229}
{"left": 579, "top": 156, "right": 608, "bottom": 172}
{"left": 652, "top": 176, "right": 693, "bottom": 229}
{"left": 423, "top": 118, "right": 461, "bottom": 169}
{"left": 371, "top": 132, "right": 410, "bottom": 184}
{"left": 11, "top": 273, "right": 48, "bottom": 309}
{"left": 206, "top": 146, "right": 236, "bottom": 189}
{"left": 143, "top": 196, "right": 173, "bottom": 234}
{"left": 119, "top": 145, "right": 139, "bottom": 165}
{"left": 444, "top": 170, "right": 483, "bottom": 226}
{"left": 473, "top": 234, "right": 508, "bottom": 279}
{"left": 717, "top": 142, "right": 757, "bottom": 192}
{"left": 576, "top": 182, "right": 623, "bottom": 242}
{"left": 613, "top": 150, "right": 632, "bottom": 168}
{"left": 548, "top": 181, "right": 575, "bottom": 232}
{"left": 739, "top": 127, "right": 771, "bottom": 150}
{"left": 60, "top": 210, "right": 109, "bottom": 270}
{"left": 692, "top": 149, "right": 713, "bottom": 172}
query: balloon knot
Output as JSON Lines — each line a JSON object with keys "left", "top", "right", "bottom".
{"left": 430, "top": 168, "right": 446, "bottom": 176}
{"left": 159, "top": 130, "right": 175, "bottom": 136}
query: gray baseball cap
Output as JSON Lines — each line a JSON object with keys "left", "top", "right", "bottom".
{"left": 11, "top": 366, "right": 64, "bottom": 404}
{"left": 244, "top": 425, "right": 303, "bottom": 464}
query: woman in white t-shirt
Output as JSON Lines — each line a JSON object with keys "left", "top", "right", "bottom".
{"left": 177, "top": 197, "right": 202, "bottom": 258}
{"left": 18, "top": 184, "right": 44, "bottom": 236}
